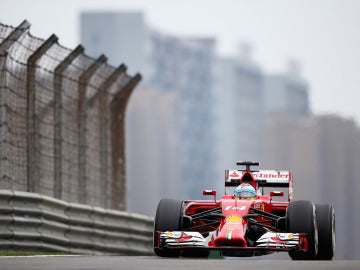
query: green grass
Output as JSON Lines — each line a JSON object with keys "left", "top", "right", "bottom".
{"left": 208, "top": 250, "right": 224, "bottom": 259}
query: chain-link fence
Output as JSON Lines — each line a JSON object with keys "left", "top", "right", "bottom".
{"left": 0, "top": 20, "right": 141, "bottom": 210}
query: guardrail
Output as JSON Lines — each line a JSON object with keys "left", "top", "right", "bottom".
{"left": 0, "top": 190, "right": 154, "bottom": 255}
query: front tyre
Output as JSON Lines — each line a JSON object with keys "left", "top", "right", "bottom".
{"left": 153, "top": 198, "right": 183, "bottom": 257}
{"left": 315, "top": 204, "right": 335, "bottom": 260}
{"left": 287, "top": 200, "right": 318, "bottom": 260}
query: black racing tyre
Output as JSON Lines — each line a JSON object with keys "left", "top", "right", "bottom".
{"left": 315, "top": 204, "right": 335, "bottom": 260}
{"left": 287, "top": 200, "right": 318, "bottom": 260}
{"left": 153, "top": 198, "right": 183, "bottom": 257}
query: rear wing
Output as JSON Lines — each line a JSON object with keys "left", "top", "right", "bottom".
{"left": 225, "top": 170, "right": 291, "bottom": 186}
{"left": 225, "top": 169, "right": 293, "bottom": 201}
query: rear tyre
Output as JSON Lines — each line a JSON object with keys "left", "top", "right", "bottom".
{"left": 153, "top": 198, "right": 183, "bottom": 257}
{"left": 287, "top": 200, "right": 318, "bottom": 260}
{"left": 315, "top": 204, "right": 335, "bottom": 260}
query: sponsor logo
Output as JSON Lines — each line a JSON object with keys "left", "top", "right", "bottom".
{"left": 252, "top": 171, "right": 289, "bottom": 179}
{"left": 270, "top": 233, "right": 295, "bottom": 243}
{"left": 226, "top": 215, "right": 242, "bottom": 223}
{"left": 225, "top": 205, "right": 247, "bottom": 211}
{"left": 277, "top": 233, "right": 295, "bottom": 240}
{"left": 229, "top": 171, "right": 240, "bottom": 178}
{"left": 177, "top": 233, "right": 192, "bottom": 243}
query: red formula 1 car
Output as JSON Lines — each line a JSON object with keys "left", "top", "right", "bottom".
{"left": 153, "top": 161, "right": 335, "bottom": 260}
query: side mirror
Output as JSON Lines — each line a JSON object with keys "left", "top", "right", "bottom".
{"left": 203, "top": 190, "right": 217, "bottom": 201}
{"left": 270, "top": 191, "right": 284, "bottom": 197}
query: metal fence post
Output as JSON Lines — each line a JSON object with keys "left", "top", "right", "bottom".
{"left": 110, "top": 73, "right": 142, "bottom": 210}
{"left": 0, "top": 20, "right": 30, "bottom": 52}
{"left": 27, "top": 34, "right": 58, "bottom": 193}
{"left": 77, "top": 55, "right": 107, "bottom": 204}
{"left": 53, "top": 45, "right": 84, "bottom": 199}
{"left": 97, "top": 64, "right": 127, "bottom": 208}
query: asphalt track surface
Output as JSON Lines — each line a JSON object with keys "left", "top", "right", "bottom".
{"left": 1, "top": 255, "right": 359, "bottom": 270}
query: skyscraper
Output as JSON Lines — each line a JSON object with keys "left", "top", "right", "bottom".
{"left": 126, "top": 86, "right": 180, "bottom": 215}
{"left": 214, "top": 53, "right": 265, "bottom": 180}
{"left": 80, "top": 11, "right": 147, "bottom": 74}
{"left": 149, "top": 31, "right": 217, "bottom": 199}
{"left": 264, "top": 72, "right": 310, "bottom": 116}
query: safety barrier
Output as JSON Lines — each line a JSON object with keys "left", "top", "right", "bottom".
{"left": 0, "top": 190, "right": 154, "bottom": 255}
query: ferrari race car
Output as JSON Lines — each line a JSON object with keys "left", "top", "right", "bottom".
{"left": 153, "top": 161, "right": 335, "bottom": 260}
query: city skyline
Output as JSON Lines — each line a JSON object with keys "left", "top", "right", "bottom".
{"left": 1, "top": 0, "right": 360, "bottom": 124}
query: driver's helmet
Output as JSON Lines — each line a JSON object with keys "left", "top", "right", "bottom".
{"left": 234, "top": 183, "right": 257, "bottom": 199}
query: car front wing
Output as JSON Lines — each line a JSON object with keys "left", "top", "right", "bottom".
{"left": 156, "top": 231, "right": 308, "bottom": 253}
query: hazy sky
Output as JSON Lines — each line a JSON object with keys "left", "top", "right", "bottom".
{"left": 1, "top": 0, "right": 360, "bottom": 124}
